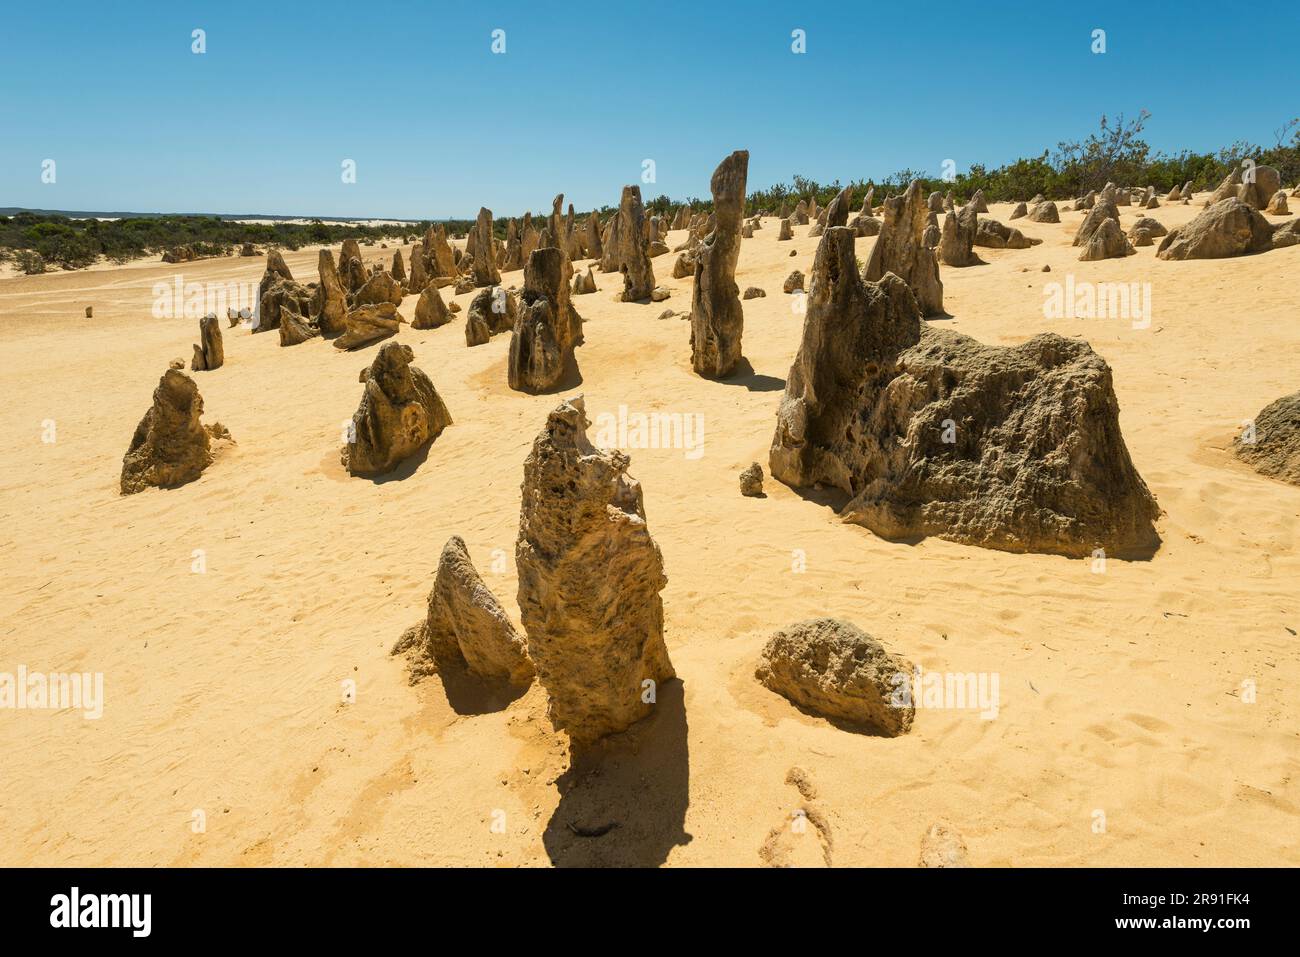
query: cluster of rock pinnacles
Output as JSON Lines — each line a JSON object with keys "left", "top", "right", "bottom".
{"left": 120, "top": 150, "right": 1299, "bottom": 857}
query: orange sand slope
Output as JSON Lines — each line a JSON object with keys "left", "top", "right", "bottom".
{"left": 0, "top": 197, "right": 1296, "bottom": 867}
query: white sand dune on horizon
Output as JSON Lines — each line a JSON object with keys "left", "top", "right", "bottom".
{"left": 0, "top": 196, "right": 1296, "bottom": 867}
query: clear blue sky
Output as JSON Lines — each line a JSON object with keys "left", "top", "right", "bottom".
{"left": 1, "top": 0, "right": 1295, "bottom": 218}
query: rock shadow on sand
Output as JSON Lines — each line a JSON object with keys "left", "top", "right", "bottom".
{"left": 542, "top": 679, "right": 690, "bottom": 867}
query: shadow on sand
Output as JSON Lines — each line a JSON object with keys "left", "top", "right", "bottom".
{"left": 716, "top": 357, "right": 785, "bottom": 392}
{"left": 542, "top": 679, "right": 691, "bottom": 867}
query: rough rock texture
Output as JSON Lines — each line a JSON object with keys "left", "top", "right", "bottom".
{"left": 1072, "top": 199, "right": 1120, "bottom": 247}
{"left": 777, "top": 218, "right": 794, "bottom": 240}
{"left": 255, "top": 250, "right": 312, "bottom": 332}
{"left": 604, "top": 185, "right": 656, "bottom": 301}
{"left": 770, "top": 226, "right": 1160, "bottom": 557}
{"left": 572, "top": 265, "right": 597, "bottom": 295}
{"left": 585, "top": 212, "right": 603, "bottom": 260}
{"left": 852, "top": 214, "right": 881, "bottom": 237}
{"left": 278, "top": 300, "right": 321, "bottom": 346}
{"left": 190, "top": 313, "right": 224, "bottom": 371}
{"left": 1266, "top": 191, "right": 1290, "bottom": 215}
{"left": 1156, "top": 198, "right": 1276, "bottom": 260}
{"left": 1128, "top": 216, "right": 1167, "bottom": 238}
{"left": 1207, "top": 169, "right": 1242, "bottom": 205}
{"left": 399, "top": 536, "right": 534, "bottom": 687}
{"left": 412, "top": 284, "right": 451, "bottom": 329}
{"left": 671, "top": 252, "right": 694, "bottom": 279}
{"left": 739, "top": 462, "right": 764, "bottom": 497}
{"left": 515, "top": 396, "right": 675, "bottom": 748}
{"left": 390, "top": 250, "right": 406, "bottom": 284}
{"left": 1009, "top": 201, "right": 1028, "bottom": 220}
{"left": 755, "top": 618, "right": 914, "bottom": 736}
{"left": 783, "top": 270, "right": 805, "bottom": 293}
{"left": 919, "top": 822, "right": 969, "bottom": 867}
{"left": 352, "top": 271, "right": 404, "bottom": 308}
{"left": 470, "top": 207, "right": 501, "bottom": 287}
{"left": 863, "top": 181, "right": 943, "bottom": 317}
{"left": 1078, "top": 218, "right": 1135, "bottom": 261}
{"left": 1234, "top": 391, "right": 1300, "bottom": 486}
{"left": 341, "top": 342, "right": 451, "bottom": 476}
{"left": 120, "top": 369, "right": 224, "bottom": 495}
{"left": 968, "top": 189, "right": 989, "bottom": 213}
{"left": 407, "top": 241, "right": 428, "bottom": 295}
{"left": 690, "top": 150, "right": 749, "bottom": 379}
{"left": 333, "top": 302, "right": 403, "bottom": 351}
{"left": 939, "top": 204, "right": 980, "bottom": 267}
{"left": 1025, "top": 200, "right": 1060, "bottom": 223}
{"left": 426, "top": 225, "right": 457, "bottom": 279}
{"left": 1129, "top": 226, "right": 1154, "bottom": 247}
{"left": 975, "top": 218, "right": 1034, "bottom": 250}
{"left": 466, "top": 286, "right": 516, "bottom": 346}
{"left": 502, "top": 218, "right": 523, "bottom": 272}
{"left": 509, "top": 246, "right": 581, "bottom": 393}
{"left": 1239, "top": 165, "right": 1281, "bottom": 210}
{"left": 311, "top": 249, "right": 348, "bottom": 336}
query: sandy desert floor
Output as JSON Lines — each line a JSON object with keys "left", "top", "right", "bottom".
{"left": 1, "top": 196, "right": 1296, "bottom": 867}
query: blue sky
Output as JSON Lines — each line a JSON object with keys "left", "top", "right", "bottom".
{"left": 1, "top": 0, "right": 1296, "bottom": 218}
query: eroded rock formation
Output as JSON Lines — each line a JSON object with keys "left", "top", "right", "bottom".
{"left": 341, "top": 342, "right": 451, "bottom": 476}
{"left": 515, "top": 396, "right": 675, "bottom": 748}
{"left": 770, "top": 226, "right": 1160, "bottom": 557}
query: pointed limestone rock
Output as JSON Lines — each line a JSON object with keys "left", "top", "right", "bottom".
{"left": 690, "top": 149, "right": 749, "bottom": 378}
{"left": 515, "top": 396, "right": 675, "bottom": 748}
{"left": 341, "top": 342, "right": 451, "bottom": 476}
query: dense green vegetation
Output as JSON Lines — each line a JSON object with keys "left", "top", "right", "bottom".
{"left": 5, "top": 114, "right": 1296, "bottom": 274}
{"left": 0, "top": 214, "right": 424, "bottom": 274}
{"left": 738, "top": 113, "right": 1300, "bottom": 217}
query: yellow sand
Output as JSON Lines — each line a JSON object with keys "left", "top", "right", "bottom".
{"left": 1, "top": 197, "right": 1296, "bottom": 866}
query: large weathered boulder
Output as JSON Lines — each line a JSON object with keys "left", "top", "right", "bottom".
{"left": 121, "top": 369, "right": 227, "bottom": 495}
{"left": 975, "top": 217, "right": 1034, "bottom": 250}
{"left": 333, "top": 302, "right": 404, "bottom": 351}
{"left": 690, "top": 150, "right": 749, "bottom": 379}
{"left": 1025, "top": 200, "right": 1059, "bottom": 223}
{"left": 1078, "top": 218, "right": 1134, "bottom": 261}
{"left": 755, "top": 618, "right": 914, "bottom": 736}
{"left": 770, "top": 226, "right": 1160, "bottom": 557}
{"left": 515, "top": 396, "right": 675, "bottom": 748}
{"left": 351, "top": 270, "right": 404, "bottom": 308}
{"left": 862, "top": 181, "right": 943, "bottom": 317}
{"left": 341, "top": 342, "right": 451, "bottom": 476}
{"left": 1266, "top": 191, "right": 1290, "bottom": 215}
{"left": 255, "top": 250, "right": 312, "bottom": 332}
{"left": 278, "top": 300, "right": 321, "bottom": 346}
{"left": 1072, "top": 199, "right": 1120, "bottom": 246}
{"left": 190, "top": 313, "right": 224, "bottom": 371}
{"left": 395, "top": 536, "right": 534, "bottom": 687}
{"left": 1156, "top": 198, "right": 1275, "bottom": 260}
{"left": 1207, "top": 168, "right": 1242, "bottom": 205}
{"left": 411, "top": 284, "right": 452, "bottom": 329}
{"left": 465, "top": 286, "right": 517, "bottom": 347}
{"left": 509, "top": 246, "right": 581, "bottom": 393}
{"left": 1128, "top": 216, "right": 1167, "bottom": 239}
{"left": 1239, "top": 165, "right": 1281, "bottom": 210}
{"left": 1234, "top": 391, "right": 1300, "bottom": 486}
{"left": 602, "top": 185, "right": 656, "bottom": 301}
{"left": 777, "top": 218, "right": 794, "bottom": 240}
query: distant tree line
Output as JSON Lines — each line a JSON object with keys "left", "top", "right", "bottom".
{"left": 5, "top": 114, "right": 1297, "bottom": 274}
